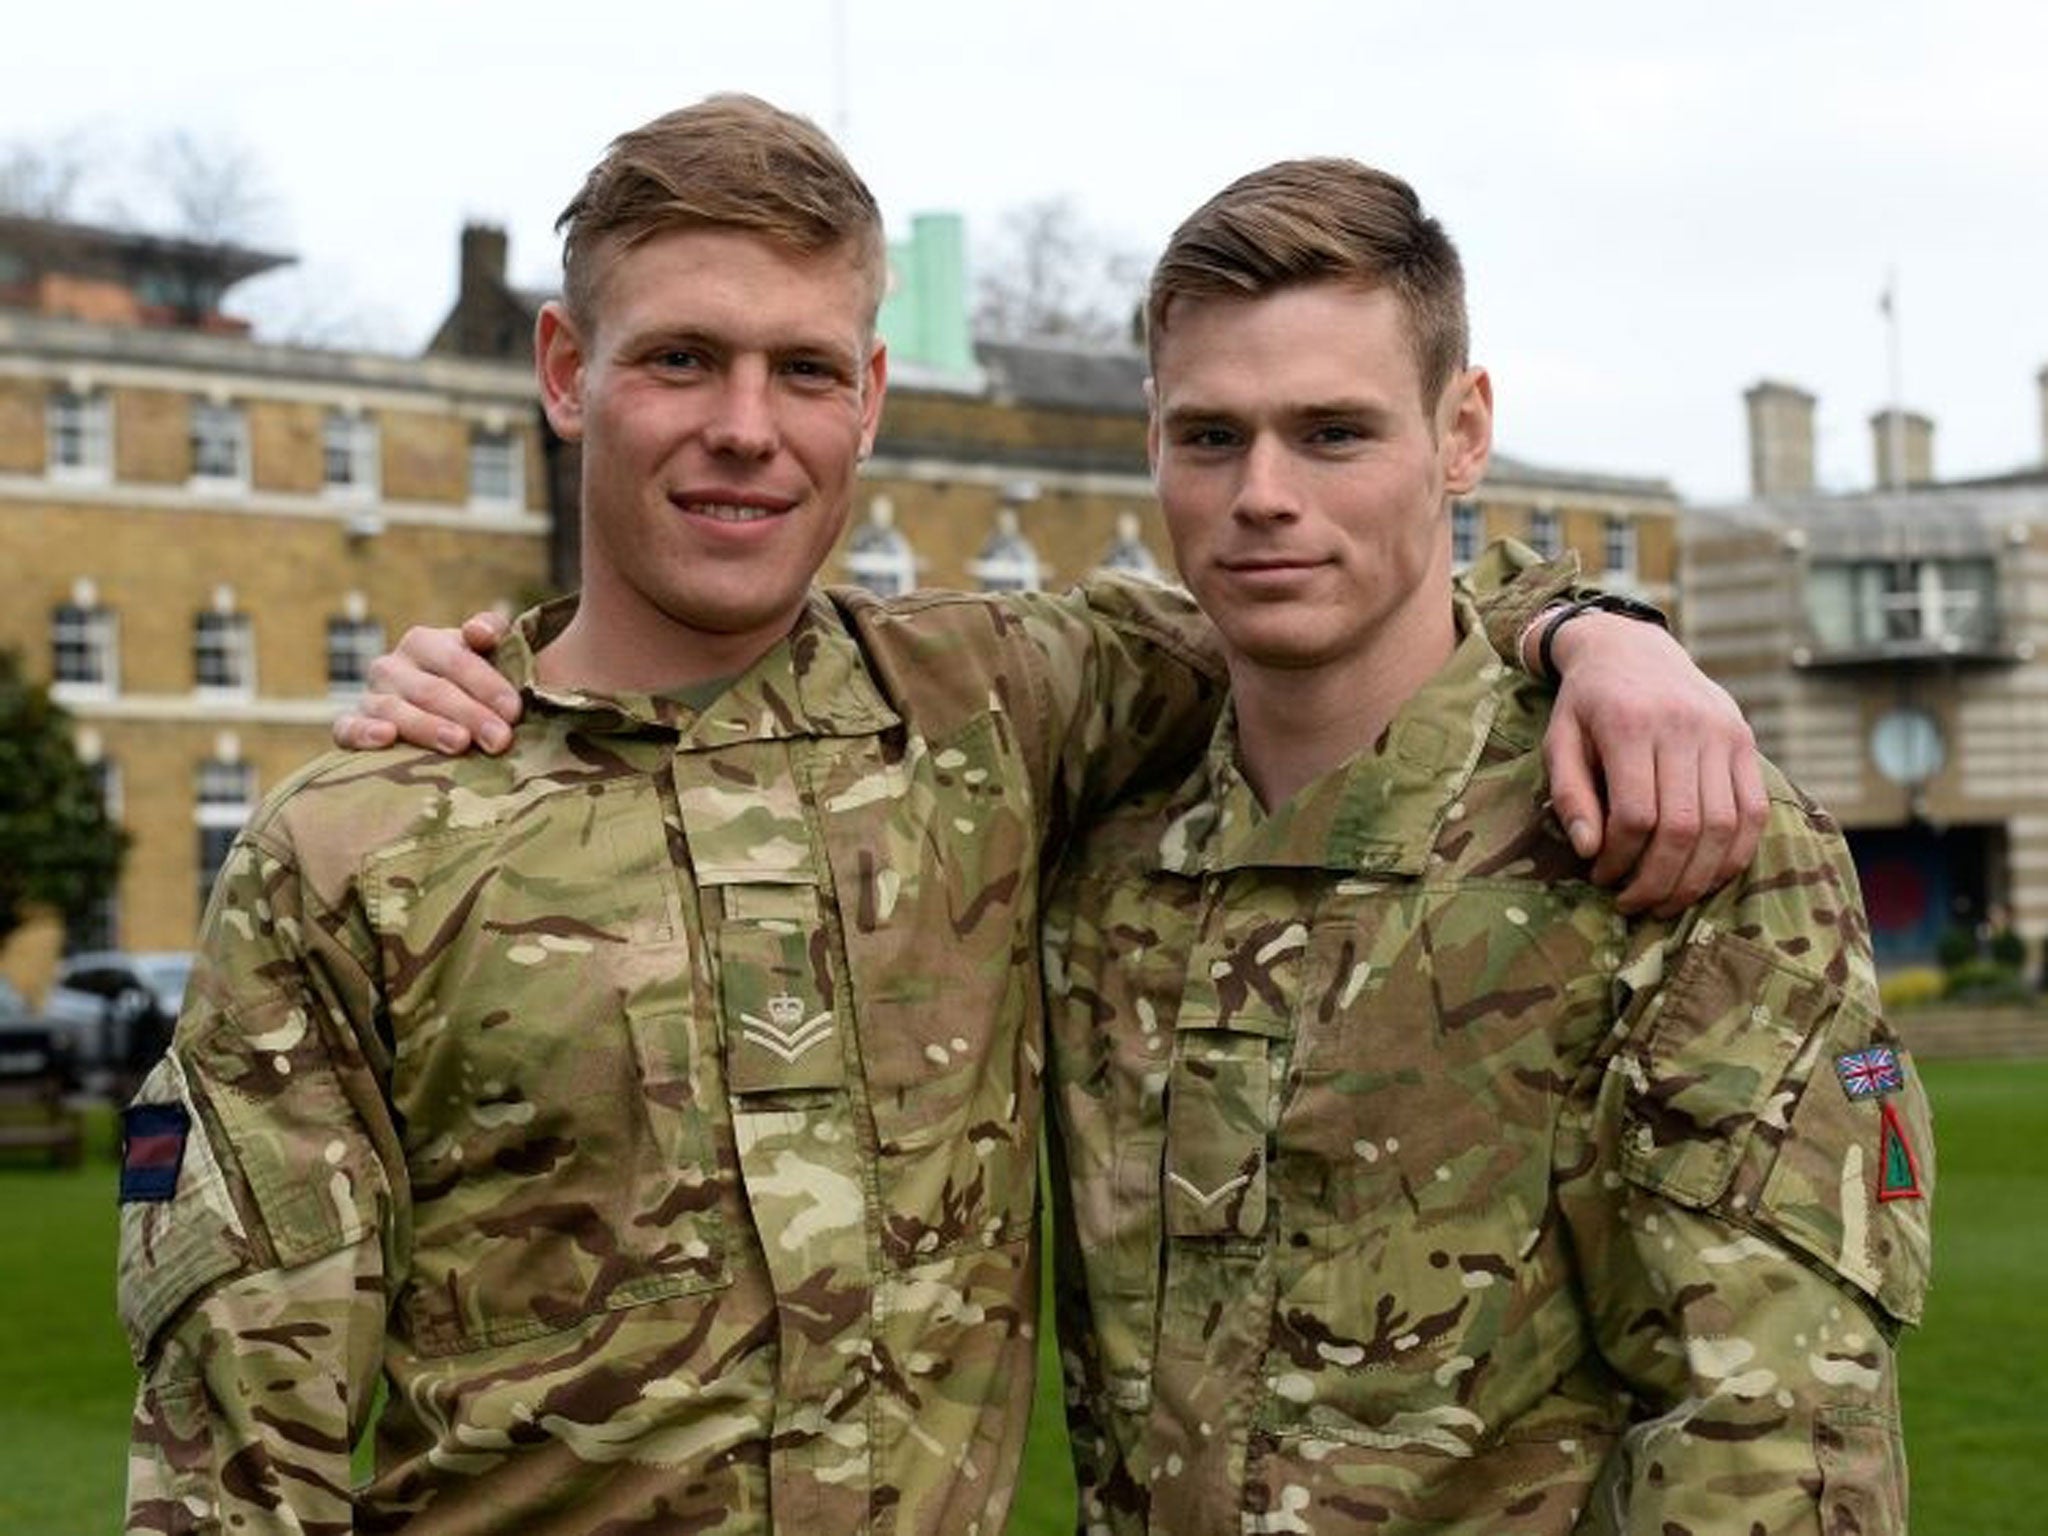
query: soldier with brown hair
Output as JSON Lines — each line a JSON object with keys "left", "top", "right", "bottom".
{"left": 1043, "top": 157, "right": 1931, "bottom": 1533}
{"left": 120, "top": 96, "right": 1768, "bottom": 1534}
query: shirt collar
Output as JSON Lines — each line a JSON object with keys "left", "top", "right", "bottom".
{"left": 502, "top": 591, "right": 901, "bottom": 746}
{"left": 1156, "top": 598, "right": 1509, "bottom": 877}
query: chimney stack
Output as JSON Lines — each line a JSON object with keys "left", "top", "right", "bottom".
{"left": 2038, "top": 363, "right": 2048, "bottom": 466}
{"left": 1745, "top": 380, "right": 1816, "bottom": 498}
{"left": 1870, "top": 409, "right": 1935, "bottom": 489}
{"left": 460, "top": 224, "right": 509, "bottom": 306}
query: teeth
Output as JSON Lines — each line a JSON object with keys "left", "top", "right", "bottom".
{"left": 695, "top": 502, "right": 778, "bottom": 523}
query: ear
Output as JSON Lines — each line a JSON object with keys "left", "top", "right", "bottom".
{"left": 1143, "top": 376, "right": 1161, "bottom": 478}
{"left": 536, "top": 301, "right": 588, "bottom": 442}
{"left": 857, "top": 338, "right": 889, "bottom": 459}
{"left": 1440, "top": 366, "right": 1493, "bottom": 496}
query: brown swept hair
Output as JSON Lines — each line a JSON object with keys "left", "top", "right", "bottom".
{"left": 1146, "top": 158, "right": 1468, "bottom": 407}
{"left": 556, "top": 93, "right": 886, "bottom": 332}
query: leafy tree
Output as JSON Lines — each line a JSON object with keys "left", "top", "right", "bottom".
{"left": 0, "top": 650, "right": 127, "bottom": 948}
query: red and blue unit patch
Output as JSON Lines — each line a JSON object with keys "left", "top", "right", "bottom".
{"left": 1835, "top": 1044, "right": 1905, "bottom": 1101}
{"left": 119, "top": 1102, "right": 191, "bottom": 1204}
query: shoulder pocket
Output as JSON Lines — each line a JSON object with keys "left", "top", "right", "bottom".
{"left": 1619, "top": 930, "right": 1812, "bottom": 1205}
{"left": 117, "top": 1053, "right": 251, "bottom": 1365}
{"left": 1621, "top": 931, "right": 1932, "bottom": 1327}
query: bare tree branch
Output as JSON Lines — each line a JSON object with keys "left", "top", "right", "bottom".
{"left": 974, "top": 196, "right": 1146, "bottom": 348}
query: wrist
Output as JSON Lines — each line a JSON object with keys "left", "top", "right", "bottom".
{"left": 1529, "top": 593, "right": 1670, "bottom": 682}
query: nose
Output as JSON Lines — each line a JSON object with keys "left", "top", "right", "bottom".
{"left": 702, "top": 363, "right": 778, "bottom": 460}
{"left": 1233, "top": 433, "right": 1300, "bottom": 524}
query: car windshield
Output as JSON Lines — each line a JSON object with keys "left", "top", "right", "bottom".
{"left": 139, "top": 956, "right": 193, "bottom": 1011}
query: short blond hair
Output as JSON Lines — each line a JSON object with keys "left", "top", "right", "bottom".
{"left": 556, "top": 93, "right": 886, "bottom": 331}
{"left": 1146, "top": 158, "right": 1468, "bottom": 406}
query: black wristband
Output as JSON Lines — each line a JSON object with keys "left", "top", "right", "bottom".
{"left": 1536, "top": 593, "right": 1670, "bottom": 682}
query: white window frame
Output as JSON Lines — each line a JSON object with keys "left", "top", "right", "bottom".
{"left": 195, "top": 755, "right": 256, "bottom": 913}
{"left": 468, "top": 427, "right": 523, "bottom": 510}
{"left": 1603, "top": 515, "right": 1638, "bottom": 582}
{"left": 322, "top": 410, "right": 380, "bottom": 502}
{"left": 1806, "top": 557, "right": 1998, "bottom": 654}
{"left": 1450, "top": 501, "right": 1483, "bottom": 568}
{"left": 1527, "top": 507, "right": 1562, "bottom": 560}
{"left": 325, "top": 614, "right": 386, "bottom": 696}
{"left": 189, "top": 399, "right": 249, "bottom": 489}
{"left": 972, "top": 510, "right": 1043, "bottom": 594}
{"left": 1097, "top": 511, "right": 1163, "bottom": 583}
{"left": 51, "top": 602, "right": 119, "bottom": 701}
{"left": 194, "top": 609, "right": 256, "bottom": 700}
{"left": 48, "top": 387, "right": 112, "bottom": 484}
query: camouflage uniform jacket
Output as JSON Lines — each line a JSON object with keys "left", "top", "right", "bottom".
{"left": 116, "top": 580, "right": 1229, "bottom": 1536}
{"left": 1045, "top": 607, "right": 1934, "bottom": 1536}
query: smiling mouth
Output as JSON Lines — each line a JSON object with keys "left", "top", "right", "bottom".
{"left": 694, "top": 502, "right": 782, "bottom": 523}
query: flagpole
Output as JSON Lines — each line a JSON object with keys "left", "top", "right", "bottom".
{"left": 1883, "top": 267, "right": 1905, "bottom": 490}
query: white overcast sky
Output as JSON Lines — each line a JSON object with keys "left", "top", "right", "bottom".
{"left": 7, "top": 0, "right": 2044, "bottom": 503}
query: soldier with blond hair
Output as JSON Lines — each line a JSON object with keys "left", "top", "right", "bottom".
{"left": 120, "top": 96, "right": 1767, "bottom": 1534}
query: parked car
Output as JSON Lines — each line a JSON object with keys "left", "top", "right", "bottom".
{"left": 0, "top": 976, "right": 82, "bottom": 1095}
{"left": 41, "top": 951, "right": 193, "bottom": 1089}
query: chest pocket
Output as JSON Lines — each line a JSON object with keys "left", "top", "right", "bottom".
{"left": 1162, "top": 897, "right": 1302, "bottom": 1242}
{"left": 818, "top": 717, "right": 1041, "bottom": 1267}
{"left": 373, "top": 784, "right": 728, "bottom": 1357}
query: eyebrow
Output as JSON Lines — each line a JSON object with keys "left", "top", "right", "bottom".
{"left": 1160, "top": 396, "right": 1396, "bottom": 430}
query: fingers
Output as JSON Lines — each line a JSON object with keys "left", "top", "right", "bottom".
{"left": 348, "top": 680, "right": 502, "bottom": 754}
{"left": 1587, "top": 722, "right": 1660, "bottom": 897}
{"left": 1594, "top": 718, "right": 1769, "bottom": 919}
{"left": 331, "top": 711, "right": 398, "bottom": 750}
{"left": 460, "top": 610, "right": 511, "bottom": 653}
{"left": 348, "top": 623, "right": 524, "bottom": 754}
{"left": 1541, "top": 710, "right": 1605, "bottom": 861}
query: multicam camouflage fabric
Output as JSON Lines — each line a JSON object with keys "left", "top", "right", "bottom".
{"left": 1044, "top": 605, "right": 1933, "bottom": 1536}
{"left": 118, "top": 580, "right": 1226, "bottom": 1536}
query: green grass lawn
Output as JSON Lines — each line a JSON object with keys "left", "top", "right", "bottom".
{"left": 5, "top": 1063, "right": 2039, "bottom": 1534}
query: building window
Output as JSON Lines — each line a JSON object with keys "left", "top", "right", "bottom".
{"left": 972, "top": 507, "right": 1042, "bottom": 594}
{"left": 326, "top": 610, "right": 385, "bottom": 695}
{"left": 469, "top": 427, "right": 522, "bottom": 509}
{"left": 1603, "top": 515, "right": 1637, "bottom": 581}
{"left": 194, "top": 594, "right": 255, "bottom": 698}
{"left": 1806, "top": 557, "right": 1998, "bottom": 655}
{"left": 844, "top": 495, "right": 918, "bottom": 597}
{"left": 190, "top": 399, "right": 248, "bottom": 487}
{"left": 67, "top": 747, "right": 121, "bottom": 953}
{"left": 1527, "top": 507, "right": 1562, "bottom": 560}
{"left": 1097, "top": 511, "right": 1163, "bottom": 583}
{"left": 196, "top": 745, "right": 255, "bottom": 915}
{"left": 51, "top": 585, "right": 118, "bottom": 700}
{"left": 1451, "top": 501, "right": 1483, "bottom": 568}
{"left": 323, "top": 411, "right": 379, "bottom": 500}
{"left": 48, "top": 387, "right": 112, "bottom": 483}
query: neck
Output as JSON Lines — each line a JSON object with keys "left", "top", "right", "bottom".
{"left": 1228, "top": 606, "right": 1457, "bottom": 808}
{"left": 536, "top": 583, "right": 796, "bottom": 694}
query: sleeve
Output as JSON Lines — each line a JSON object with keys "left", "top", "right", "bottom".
{"left": 1008, "top": 575, "right": 1229, "bottom": 846}
{"left": 1558, "top": 784, "right": 1931, "bottom": 1535}
{"left": 1042, "top": 1103, "right": 1132, "bottom": 1528}
{"left": 119, "top": 826, "right": 400, "bottom": 1535}
{"left": 1458, "top": 538, "right": 1583, "bottom": 666}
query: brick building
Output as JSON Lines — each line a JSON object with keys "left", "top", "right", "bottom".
{"left": 0, "top": 216, "right": 550, "bottom": 987}
{"left": 2, "top": 210, "right": 1682, "bottom": 994}
{"left": 1685, "top": 374, "right": 2048, "bottom": 966}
